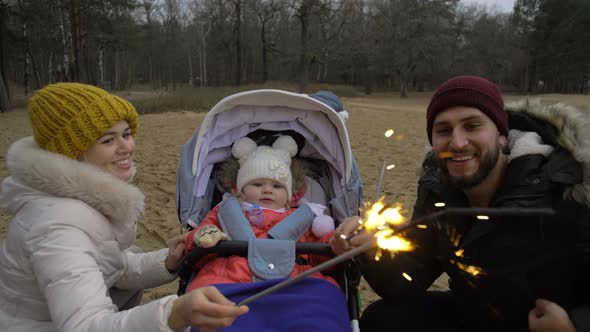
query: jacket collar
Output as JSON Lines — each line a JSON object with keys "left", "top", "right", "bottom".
{"left": 3, "top": 137, "right": 144, "bottom": 225}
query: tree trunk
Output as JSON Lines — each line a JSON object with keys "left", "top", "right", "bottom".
{"left": 201, "top": 34, "right": 208, "bottom": 87}
{"left": 400, "top": 77, "right": 408, "bottom": 98}
{"left": 322, "top": 56, "right": 328, "bottom": 82}
{"left": 48, "top": 53, "right": 55, "bottom": 82}
{"left": 0, "top": 68, "right": 9, "bottom": 113}
{"left": 127, "top": 63, "right": 132, "bottom": 89}
{"left": 58, "top": 0, "right": 70, "bottom": 81}
{"left": 188, "top": 48, "right": 194, "bottom": 87}
{"left": 23, "top": 23, "right": 30, "bottom": 95}
{"left": 0, "top": 1, "right": 10, "bottom": 111}
{"left": 364, "top": 63, "right": 373, "bottom": 95}
{"left": 69, "top": 0, "right": 83, "bottom": 82}
{"left": 316, "top": 63, "right": 321, "bottom": 81}
{"left": 26, "top": 49, "right": 42, "bottom": 89}
{"left": 114, "top": 51, "right": 120, "bottom": 90}
{"left": 297, "top": 2, "right": 311, "bottom": 93}
{"left": 198, "top": 47, "right": 203, "bottom": 87}
{"left": 98, "top": 46, "right": 104, "bottom": 87}
{"left": 143, "top": 1, "right": 155, "bottom": 89}
{"left": 234, "top": 0, "right": 242, "bottom": 86}
{"left": 261, "top": 22, "right": 268, "bottom": 82}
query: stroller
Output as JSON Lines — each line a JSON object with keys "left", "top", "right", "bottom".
{"left": 175, "top": 89, "right": 364, "bottom": 331}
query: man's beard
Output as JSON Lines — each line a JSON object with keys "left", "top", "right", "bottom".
{"left": 438, "top": 140, "right": 501, "bottom": 189}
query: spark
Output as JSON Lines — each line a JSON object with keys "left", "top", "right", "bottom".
{"left": 357, "top": 199, "right": 413, "bottom": 258}
{"left": 477, "top": 215, "right": 490, "bottom": 220}
{"left": 384, "top": 129, "right": 395, "bottom": 137}
{"left": 456, "top": 262, "right": 485, "bottom": 277}
{"left": 386, "top": 164, "right": 395, "bottom": 170}
{"left": 360, "top": 200, "right": 483, "bottom": 282}
{"left": 362, "top": 199, "right": 405, "bottom": 230}
{"left": 438, "top": 152, "right": 454, "bottom": 159}
{"left": 434, "top": 202, "right": 446, "bottom": 207}
{"left": 375, "top": 229, "right": 413, "bottom": 251}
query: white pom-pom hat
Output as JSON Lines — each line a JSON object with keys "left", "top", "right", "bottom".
{"left": 232, "top": 136, "right": 297, "bottom": 198}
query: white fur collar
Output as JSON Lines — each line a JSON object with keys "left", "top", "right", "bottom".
{"left": 507, "top": 99, "right": 590, "bottom": 206}
{"left": 5, "top": 137, "right": 144, "bottom": 224}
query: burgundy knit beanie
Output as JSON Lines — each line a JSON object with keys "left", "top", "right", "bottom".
{"left": 426, "top": 75, "right": 507, "bottom": 144}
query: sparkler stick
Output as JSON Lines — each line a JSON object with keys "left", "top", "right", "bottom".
{"left": 375, "top": 160, "right": 386, "bottom": 200}
{"left": 236, "top": 207, "right": 554, "bottom": 306}
{"left": 237, "top": 208, "right": 435, "bottom": 307}
{"left": 237, "top": 240, "right": 376, "bottom": 306}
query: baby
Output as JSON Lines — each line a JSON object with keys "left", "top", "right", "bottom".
{"left": 184, "top": 135, "right": 336, "bottom": 291}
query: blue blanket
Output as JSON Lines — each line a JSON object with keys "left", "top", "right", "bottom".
{"left": 191, "top": 277, "right": 351, "bottom": 332}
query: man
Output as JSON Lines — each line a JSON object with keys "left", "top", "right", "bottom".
{"left": 332, "top": 76, "right": 590, "bottom": 331}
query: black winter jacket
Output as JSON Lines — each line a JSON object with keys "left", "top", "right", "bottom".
{"left": 361, "top": 101, "right": 590, "bottom": 331}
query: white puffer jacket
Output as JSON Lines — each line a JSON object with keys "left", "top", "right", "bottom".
{"left": 0, "top": 137, "right": 178, "bottom": 332}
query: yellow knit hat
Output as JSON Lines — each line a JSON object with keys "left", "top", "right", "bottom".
{"left": 28, "top": 83, "right": 139, "bottom": 159}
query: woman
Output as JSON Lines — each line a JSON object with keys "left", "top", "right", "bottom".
{"left": 0, "top": 83, "right": 248, "bottom": 332}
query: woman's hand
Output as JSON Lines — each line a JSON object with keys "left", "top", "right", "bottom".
{"left": 165, "top": 233, "right": 188, "bottom": 273}
{"left": 330, "top": 216, "right": 374, "bottom": 256}
{"left": 528, "top": 299, "right": 576, "bottom": 332}
{"left": 168, "top": 286, "right": 249, "bottom": 332}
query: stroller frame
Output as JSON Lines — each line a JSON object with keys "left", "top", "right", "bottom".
{"left": 175, "top": 89, "right": 363, "bottom": 331}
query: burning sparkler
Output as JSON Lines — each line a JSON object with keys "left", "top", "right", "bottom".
{"left": 238, "top": 199, "right": 415, "bottom": 306}
{"left": 235, "top": 202, "right": 555, "bottom": 306}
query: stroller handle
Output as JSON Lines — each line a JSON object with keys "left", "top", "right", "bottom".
{"left": 177, "top": 240, "right": 336, "bottom": 295}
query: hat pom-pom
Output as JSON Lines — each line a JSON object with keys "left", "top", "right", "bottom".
{"left": 272, "top": 135, "right": 297, "bottom": 157}
{"left": 312, "top": 214, "right": 335, "bottom": 238}
{"left": 232, "top": 137, "right": 257, "bottom": 159}
{"left": 338, "top": 110, "right": 349, "bottom": 122}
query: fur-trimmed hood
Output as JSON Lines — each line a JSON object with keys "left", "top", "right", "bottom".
{"left": 420, "top": 99, "right": 590, "bottom": 207}
{"left": 0, "top": 137, "right": 144, "bottom": 225}
{"left": 506, "top": 99, "right": 590, "bottom": 207}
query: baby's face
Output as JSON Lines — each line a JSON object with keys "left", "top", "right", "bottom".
{"left": 242, "top": 178, "right": 289, "bottom": 210}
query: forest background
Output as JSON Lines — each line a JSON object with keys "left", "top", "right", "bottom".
{"left": 1, "top": 0, "right": 589, "bottom": 114}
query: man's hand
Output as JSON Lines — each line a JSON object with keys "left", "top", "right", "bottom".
{"left": 528, "top": 299, "right": 576, "bottom": 332}
{"left": 194, "top": 225, "right": 228, "bottom": 248}
{"left": 329, "top": 216, "right": 374, "bottom": 256}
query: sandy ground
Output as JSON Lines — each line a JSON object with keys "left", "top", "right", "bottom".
{"left": 1, "top": 91, "right": 589, "bottom": 313}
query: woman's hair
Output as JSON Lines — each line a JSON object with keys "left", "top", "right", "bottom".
{"left": 218, "top": 157, "right": 307, "bottom": 195}
{"left": 28, "top": 82, "right": 139, "bottom": 159}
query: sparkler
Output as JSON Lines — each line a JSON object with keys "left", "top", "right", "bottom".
{"left": 375, "top": 160, "right": 386, "bottom": 200}
{"left": 235, "top": 204, "right": 554, "bottom": 306}
{"left": 239, "top": 200, "right": 411, "bottom": 306}
{"left": 375, "top": 129, "right": 398, "bottom": 199}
